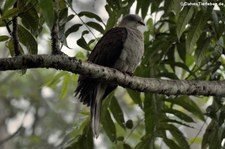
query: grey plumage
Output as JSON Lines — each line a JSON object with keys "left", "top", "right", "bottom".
{"left": 75, "top": 14, "right": 145, "bottom": 138}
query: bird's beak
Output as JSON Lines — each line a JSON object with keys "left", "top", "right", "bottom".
{"left": 138, "top": 21, "right": 145, "bottom": 26}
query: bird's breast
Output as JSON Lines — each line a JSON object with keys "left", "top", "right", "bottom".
{"left": 113, "top": 28, "right": 144, "bottom": 73}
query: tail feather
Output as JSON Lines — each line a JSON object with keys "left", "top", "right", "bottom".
{"left": 75, "top": 76, "right": 117, "bottom": 138}
{"left": 91, "top": 83, "right": 107, "bottom": 138}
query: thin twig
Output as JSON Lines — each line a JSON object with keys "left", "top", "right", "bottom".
{"left": 51, "top": 0, "right": 63, "bottom": 55}
{"left": 12, "top": 0, "right": 20, "bottom": 56}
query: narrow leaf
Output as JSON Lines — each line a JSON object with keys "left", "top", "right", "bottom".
{"left": 0, "top": 8, "right": 19, "bottom": 20}
{"left": 20, "top": 5, "right": 39, "bottom": 35}
{"left": 78, "top": 11, "right": 103, "bottom": 23}
{"left": 0, "top": 35, "right": 9, "bottom": 42}
{"left": 141, "top": 0, "right": 150, "bottom": 18}
{"left": 39, "top": 0, "right": 54, "bottom": 29}
{"left": 176, "top": 7, "right": 194, "bottom": 39}
{"left": 77, "top": 31, "right": 91, "bottom": 51}
{"left": 2, "top": 0, "right": 17, "bottom": 12}
{"left": 160, "top": 124, "right": 189, "bottom": 149}
{"left": 102, "top": 109, "right": 116, "bottom": 142}
{"left": 18, "top": 25, "right": 37, "bottom": 54}
{"left": 7, "top": 38, "right": 15, "bottom": 56}
{"left": 45, "top": 71, "right": 67, "bottom": 88}
{"left": 60, "top": 74, "right": 70, "bottom": 99}
{"left": 163, "top": 108, "right": 194, "bottom": 122}
{"left": 194, "top": 34, "right": 210, "bottom": 67}
{"left": 202, "top": 121, "right": 220, "bottom": 149}
{"left": 165, "top": 0, "right": 181, "bottom": 15}
{"left": 65, "top": 24, "right": 82, "bottom": 38}
{"left": 163, "top": 96, "right": 204, "bottom": 121}
{"left": 177, "top": 40, "right": 186, "bottom": 62}
{"left": 109, "top": 96, "right": 125, "bottom": 129}
{"left": 144, "top": 93, "right": 157, "bottom": 134}
{"left": 86, "top": 21, "right": 104, "bottom": 34}
{"left": 127, "top": 89, "right": 142, "bottom": 108}
{"left": 186, "top": 12, "right": 206, "bottom": 53}
{"left": 164, "top": 138, "right": 182, "bottom": 149}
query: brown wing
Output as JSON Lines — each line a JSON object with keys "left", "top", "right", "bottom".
{"left": 88, "top": 27, "right": 127, "bottom": 66}
{"left": 75, "top": 27, "right": 127, "bottom": 106}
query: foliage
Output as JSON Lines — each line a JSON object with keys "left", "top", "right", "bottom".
{"left": 0, "top": 0, "right": 225, "bottom": 148}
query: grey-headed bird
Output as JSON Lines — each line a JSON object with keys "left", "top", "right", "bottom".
{"left": 75, "top": 14, "right": 145, "bottom": 138}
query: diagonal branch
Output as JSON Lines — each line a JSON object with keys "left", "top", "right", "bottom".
{"left": 0, "top": 54, "right": 225, "bottom": 96}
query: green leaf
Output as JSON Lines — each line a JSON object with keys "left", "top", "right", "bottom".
{"left": 20, "top": 5, "right": 39, "bottom": 36}
{"left": 75, "top": 51, "right": 87, "bottom": 60}
{"left": 164, "top": 138, "right": 182, "bottom": 149}
{"left": 163, "top": 119, "right": 193, "bottom": 128}
{"left": 86, "top": 21, "right": 104, "bottom": 34}
{"left": 7, "top": 38, "right": 15, "bottom": 56}
{"left": 127, "top": 89, "right": 142, "bottom": 108}
{"left": 165, "top": 0, "right": 181, "bottom": 15}
{"left": 39, "top": 0, "right": 54, "bottom": 29}
{"left": 102, "top": 109, "right": 116, "bottom": 142}
{"left": 163, "top": 108, "right": 194, "bottom": 122}
{"left": 66, "top": 124, "right": 94, "bottom": 149}
{"left": 77, "top": 31, "right": 91, "bottom": 51}
{"left": 60, "top": 74, "right": 70, "bottom": 99}
{"left": 18, "top": 25, "right": 37, "bottom": 54}
{"left": 141, "top": 0, "right": 150, "bottom": 18}
{"left": 65, "top": 24, "right": 82, "bottom": 38}
{"left": 177, "top": 40, "right": 186, "bottom": 62}
{"left": 2, "top": 0, "right": 17, "bottom": 12}
{"left": 109, "top": 96, "right": 125, "bottom": 129}
{"left": 134, "top": 135, "right": 152, "bottom": 149}
{"left": 59, "top": 8, "right": 68, "bottom": 26}
{"left": 144, "top": 93, "right": 158, "bottom": 134}
{"left": 0, "top": 35, "right": 9, "bottom": 42}
{"left": 135, "top": 0, "right": 142, "bottom": 14}
{"left": 194, "top": 34, "right": 210, "bottom": 67}
{"left": 0, "top": 8, "right": 19, "bottom": 20}
{"left": 160, "top": 124, "right": 189, "bottom": 149}
{"left": 212, "top": 11, "right": 219, "bottom": 34}
{"left": 202, "top": 121, "right": 220, "bottom": 149}
{"left": 176, "top": 7, "right": 194, "bottom": 40}
{"left": 78, "top": 11, "right": 103, "bottom": 23}
{"left": 105, "top": 4, "right": 118, "bottom": 30}
{"left": 186, "top": 12, "right": 207, "bottom": 53}
{"left": 163, "top": 96, "right": 205, "bottom": 121}
{"left": 6, "top": 38, "right": 24, "bottom": 56}
{"left": 123, "top": 143, "right": 132, "bottom": 149}
{"left": 45, "top": 71, "right": 67, "bottom": 88}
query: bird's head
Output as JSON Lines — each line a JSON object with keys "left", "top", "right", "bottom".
{"left": 119, "top": 14, "right": 145, "bottom": 28}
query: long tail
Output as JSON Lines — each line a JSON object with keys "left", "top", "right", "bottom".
{"left": 91, "top": 83, "right": 107, "bottom": 138}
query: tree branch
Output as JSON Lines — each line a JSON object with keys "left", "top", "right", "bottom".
{"left": 0, "top": 54, "right": 225, "bottom": 96}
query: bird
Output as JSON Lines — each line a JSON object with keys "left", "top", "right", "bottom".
{"left": 75, "top": 14, "right": 145, "bottom": 138}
